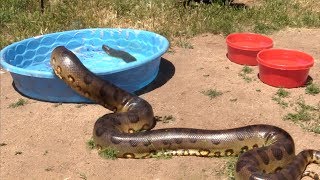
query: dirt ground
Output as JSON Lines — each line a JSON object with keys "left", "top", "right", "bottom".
{"left": 0, "top": 28, "right": 319, "bottom": 180}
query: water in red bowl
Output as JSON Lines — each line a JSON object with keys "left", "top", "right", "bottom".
{"left": 226, "top": 33, "right": 273, "bottom": 66}
{"left": 257, "top": 49, "right": 314, "bottom": 88}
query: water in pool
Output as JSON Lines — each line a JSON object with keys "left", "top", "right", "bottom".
{"left": 23, "top": 46, "right": 144, "bottom": 73}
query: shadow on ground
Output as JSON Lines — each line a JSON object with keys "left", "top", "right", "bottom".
{"left": 135, "top": 57, "right": 175, "bottom": 95}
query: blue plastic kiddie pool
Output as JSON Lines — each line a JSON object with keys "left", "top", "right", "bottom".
{"left": 0, "top": 28, "right": 169, "bottom": 102}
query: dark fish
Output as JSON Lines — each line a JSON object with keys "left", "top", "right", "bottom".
{"left": 102, "top": 45, "right": 137, "bottom": 63}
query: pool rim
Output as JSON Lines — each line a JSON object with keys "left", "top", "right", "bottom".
{"left": 226, "top": 32, "right": 274, "bottom": 51}
{"left": 257, "top": 48, "right": 314, "bottom": 71}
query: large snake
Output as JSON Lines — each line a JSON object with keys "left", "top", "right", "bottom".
{"left": 50, "top": 46, "right": 320, "bottom": 180}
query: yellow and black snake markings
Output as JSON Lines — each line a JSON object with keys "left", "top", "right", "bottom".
{"left": 51, "top": 46, "right": 320, "bottom": 180}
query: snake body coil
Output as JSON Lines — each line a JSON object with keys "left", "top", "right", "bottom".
{"left": 51, "top": 46, "right": 319, "bottom": 180}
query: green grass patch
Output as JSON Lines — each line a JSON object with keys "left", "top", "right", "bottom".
{"left": 155, "top": 115, "right": 175, "bottom": 123}
{"left": 1, "top": 0, "right": 320, "bottom": 49}
{"left": 8, "top": 98, "right": 28, "bottom": 108}
{"left": 99, "top": 147, "right": 119, "bottom": 160}
{"left": 242, "top": 66, "right": 253, "bottom": 74}
{"left": 283, "top": 99, "right": 313, "bottom": 121}
{"left": 275, "top": 88, "right": 290, "bottom": 98}
{"left": 309, "top": 125, "right": 320, "bottom": 134}
{"left": 86, "top": 139, "right": 119, "bottom": 159}
{"left": 224, "top": 157, "right": 237, "bottom": 180}
{"left": 284, "top": 109, "right": 312, "bottom": 121}
{"left": 201, "top": 89, "right": 223, "bottom": 99}
{"left": 272, "top": 88, "right": 290, "bottom": 108}
{"left": 86, "top": 139, "right": 96, "bottom": 150}
{"left": 152, "top": 150, "right": 173, "bottom": 160}
{"left": 283, "top": 98, "right": 320, "bottom": 133}
{"left": 305, "top": 83, "right": 320, "bottom": 95}
{"left": 238, "top": 66, "right": 254, "bottom": 83}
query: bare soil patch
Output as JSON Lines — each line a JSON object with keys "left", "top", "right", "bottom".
{"left": 1, "top": 28, "right": 319, "bottom": 179}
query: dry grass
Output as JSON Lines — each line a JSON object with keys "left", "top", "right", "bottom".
{"left": 294, "top": 0, "right": 320, "bottom": 12}
{"left": 1, "top": 0, "right": 320, "bottom": 49}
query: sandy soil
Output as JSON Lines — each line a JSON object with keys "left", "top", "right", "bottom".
{"left": 0, "top": 28, "right": 319, "bottom": 180}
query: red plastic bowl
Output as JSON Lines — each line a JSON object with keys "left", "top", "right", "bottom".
{"left": 257, "top": 49, "right": 314, "bottom": 88}
{"left": 226, "top": 33, "right": 273, "bottom": 66}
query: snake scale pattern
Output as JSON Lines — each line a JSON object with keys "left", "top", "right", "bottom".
{"left": 50, "top": 46, "right": 320, "bottom": 180}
